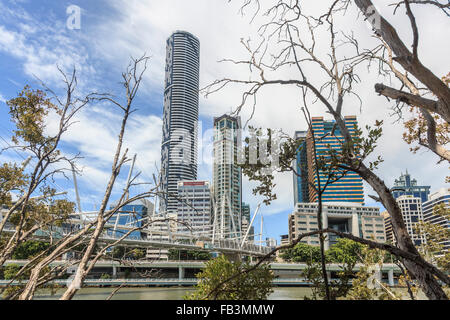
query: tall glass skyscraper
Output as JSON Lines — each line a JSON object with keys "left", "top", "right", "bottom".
{"left": 293, "top": 131, "right": 309, "bottom": 205}
{"left": 305, "top": 116, "right": 365, "bottom": 204}
{"left": 391, "top": 170, "right": 430, "bottom": 203}
{"left": 213, "top": 115, "right": 242, "bottom": 239}
{"left": 160, "top": 31, "right": 200, "bottom": 214}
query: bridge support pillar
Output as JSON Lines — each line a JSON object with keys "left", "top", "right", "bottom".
{"left": 112, "top": 265, "right": 117, "bottom": 278}
{"left": 388, "top": 269, "right": 394, "bottom": 286}
{"left": 375, "top": 269, "right": 382, "bottom": 286}
{"left": 326, "top": 271, "right": 332, "bottom": 280}
{"left": 224, "top": 253, "right": 241, "bottom": 262}
{"left": 178, "top": 267, "right": 185, "bottom": 280}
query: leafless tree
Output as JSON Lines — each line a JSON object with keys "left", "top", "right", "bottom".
{"left": 10, "top": 55, "right": 163, "bottom": 300}
{"left": 0, "top": 67, "right": 94, "bottom": 267}
{"left": 204, "top": 0, "right": 449, "bottom": 299}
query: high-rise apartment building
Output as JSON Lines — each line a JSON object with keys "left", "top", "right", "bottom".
{"left": 288, "top": 202, "right": 385, "bottom": 249}
{"left": 160, "top": 31, "right": 200, "bottom": 214}
{"left": 213, "top": 114, "right": 242, "bottom": 239}
{"left": 241, "top": 202, "right": 254, "bottom": 242}
{"left": 391, "top": 171, "right": 431, "bottom": 203}
{"left": 305, "top": 116, "right": 365, "bottom": 204}
{"left": 293, "top": 131, "right": 309, "bottom": 205}
{"left": 176, "top": 181, "right": 212, "bottom": 236}
{"left": 423, "top": 188, "right": 449, "bottom": 251}
{"left": 395, "top": 195, "right": 427, "bottom": 246}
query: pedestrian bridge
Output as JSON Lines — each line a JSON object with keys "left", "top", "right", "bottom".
{"left": 1, "top": 225, "right": 274, "bottom": 257}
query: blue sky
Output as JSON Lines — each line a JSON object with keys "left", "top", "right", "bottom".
{"left": 0, "top": 0, "right": 448, "bottom": 244}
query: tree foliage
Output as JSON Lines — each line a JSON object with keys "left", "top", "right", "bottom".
{"left": 300, "top": 239, "right": 364, "bottom": 300}
{"left": 280, "top": 242, "right": 322, "bottom": 263}
{"left": 111, "top": 246, "right": 146, "bottom": 260}
{"left": 415, "top": 203, "right": 450, "bottom": 272}
{"left": 346, "top": 245, "right": 397, "bottom": 300}
{"left": 11, "top": 241, "right": 50, "bottom": 260}
{"left": 186, "top": 255, "right": 274, "bottom": 300}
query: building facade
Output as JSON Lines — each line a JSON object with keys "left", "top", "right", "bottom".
{"left": 160, "top": 31, "right": 200, "bottom": 214}
{"left": 146, "top": 212, "right": 178, "bottom": 261}
{"left": 396, "top": 195, "right": 427, "bottom": 246}
{"left": 391, "top": 170, "right": 430, "bottom": 203}
{"left": 213, "top": 114, "right": 242, "bottom": 240}
{"left": 305, "top": 116, "right": 365, "bottom": 204}
{"left": 293, "top": 131, "right": 309, "bottom": 205}
{"left": 266, "top": 238, "right": 277, "bottom": 247}
{"left": 382, "top": 211, "right": 394, "bottom": 244}
{"left": 176, "top": 180, "right": 212, "bottom": 236}
{"left": 241, "top": 202, "right": 254, "bottom": 242}
{"left": 108, "top": 199, "right": 153, "bottom": 239}
{"left": 288, "top": 202, "right": 385, "bottom": 249}
{"left": 423, "top": 188, "right": 450, "bottom": 251}
{"left": 280, "top": 234, "right": 290, "bottom": 246}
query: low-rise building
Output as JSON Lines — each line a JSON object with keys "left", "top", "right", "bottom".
{"left": 289, "top": 202, "right": 386, "bottom": 249}
{"left": 280, "top": 234, "right": 290, "bottom": 246}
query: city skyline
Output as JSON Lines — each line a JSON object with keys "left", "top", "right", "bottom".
{"left": 0, "top": 0, "right": 448, "bottom": 243}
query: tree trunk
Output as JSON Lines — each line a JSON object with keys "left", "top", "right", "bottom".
{"left": 357, "top": 163, "right": 448, "bottom": 299}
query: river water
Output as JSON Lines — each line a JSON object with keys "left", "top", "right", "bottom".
{"left": 33, "top": 286, "right": 426, "bottom": 300}
{"left": 33, "top": 287, "right": 313, "bottom": 300}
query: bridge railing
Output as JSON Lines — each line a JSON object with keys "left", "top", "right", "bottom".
{"left": 3, "top": 223, "right": 274, "bottom": 256}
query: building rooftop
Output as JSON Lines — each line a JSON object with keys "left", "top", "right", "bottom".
{"left": 425, "top": 188, "right": 450, "bottom": 202}
{"left": 170, "top": 30, "right": 199, "bottom": 41}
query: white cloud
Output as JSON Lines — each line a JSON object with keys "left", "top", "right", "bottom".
{"left": 0, "top": 21, "right": 95, "bottom": 91}
{"left": 0, "top": 0, "right": 448, "bottom": 236}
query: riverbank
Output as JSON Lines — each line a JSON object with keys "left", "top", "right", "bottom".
{"left": 29, "top": 286, "right": 427, "bottom": 300}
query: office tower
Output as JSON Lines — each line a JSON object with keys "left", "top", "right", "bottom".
{"left": 176, "top": 181, "right": 212, "bottom": 235}
{"left": 288, "top": 202, "right": 385, "bottom": 249}
{"left": 108, "top": 199, "right": 153, "bottom": 239}
{"left": 160, "top": 31, "right": 200, "bottom": 214}
{"left": 241, "top": 202, "right": 254, "bottom": 242}
{"left": 293, "top": 131, "right": 309, "bottom": 205}
{"left": 423, "top": 188, "right": 449, "bottom": 251}
{"left": 306, "top": 116, "right": 364, "bottom": 204}
{"left": 391, "top": 170, "right": 431, "bottom": 203}
{"left": 396, "top": 195, "right": 427, "bottom": 246}
{"left": 213, "top": 114, "right": 242, "bottom": 240}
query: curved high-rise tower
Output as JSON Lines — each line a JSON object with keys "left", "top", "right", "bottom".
{"left": 160, "top": 31, "right": 200, "bottom": 214}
